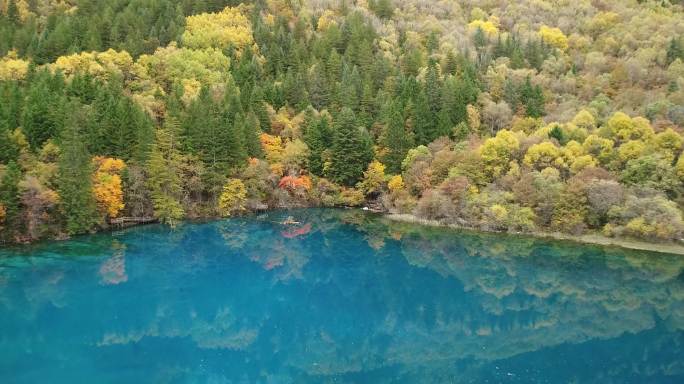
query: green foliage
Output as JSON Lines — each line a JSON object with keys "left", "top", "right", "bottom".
{"left": 147, "top": 118, "right": 184, "bottom": 226}
{"left": 328, "top": 108, "right": 373, "bottom": 186}
{"left": 381, "top": 100, "right": 414, "bottom": 174}
{"left": 0, "top": 160, "right": 21, "bottom": 232}
{"left": 57, "top": 108, "right": 98, "bottom": 235}
{"left": 620, "top": 154, "right": 678, "bottom": 195}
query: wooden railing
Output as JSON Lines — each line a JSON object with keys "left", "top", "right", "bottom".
{"left": 110, "top": 217, "right": 156, "bottom": 226}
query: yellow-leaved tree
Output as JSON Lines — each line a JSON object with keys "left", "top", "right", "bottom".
{"left": 182, "top": 6, "right": 255, "bottom": 54}
{"left": 92, "top": 156, "right": 126, "bottom": 219}
{"left": 359, "top": 160, "right": 386, "bottom": 196}
{"left": 218, "top": 178, "right": 247, "bottom": 217}
{"left": 52, "top": 49, "right": 138, "bottom": 80}
{"left": 539, "top": 25, "right": 568, "bottom": 51}
{"left": 480, "top": 130, "right": 520, "bottom": 180}
{"left": 468, "top": 18, "right": 499, "bottom": 37}
{"left": 0, "top": 50, "right": 29, "bottom": 80}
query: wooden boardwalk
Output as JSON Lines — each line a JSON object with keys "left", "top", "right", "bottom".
{"left": 110, "top": 217, "right": 157, "bottom": 227}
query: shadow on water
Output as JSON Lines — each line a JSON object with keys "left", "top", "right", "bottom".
{"left": 0, "top": 208, "right": 683, "bottom": 383}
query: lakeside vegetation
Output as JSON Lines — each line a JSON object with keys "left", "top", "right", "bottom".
{"left": 1, "top": 0, "right": 684, "bottom": 246}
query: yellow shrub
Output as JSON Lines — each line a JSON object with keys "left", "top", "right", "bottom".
{"left": 468, "top": 19, "right": 498, "bottom": 37}
{"left": 0, "top": 52, "right": 29, "bottom": 80}
{"left": 388, "top": 175, "right": 404, "bottom": 193}
{"left": 539, "top": 25, "right": 568, "bottom": 51}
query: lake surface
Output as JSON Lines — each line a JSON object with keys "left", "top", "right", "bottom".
{"left": 1, "top": 208, "right": 683, "bottom": 383}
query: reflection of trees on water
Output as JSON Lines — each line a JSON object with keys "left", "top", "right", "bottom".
{"left": 99, "top": 241, "right": 127, "bottom": 285}
{"left": 0, "top": 209, "right": 683, "bottom": 382}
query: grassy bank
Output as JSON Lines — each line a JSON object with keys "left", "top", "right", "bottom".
{"left": 385, "top": 214, "right": 684, "bottom": 256}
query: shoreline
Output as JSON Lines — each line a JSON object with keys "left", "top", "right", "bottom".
{"left": 4, "top": 208, "right": 684, "bottom": 256}
{"left": 384, "top": 213, "right": 684, "bottom": 256}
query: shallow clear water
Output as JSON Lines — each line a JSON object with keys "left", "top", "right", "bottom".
{"left": 1, "top": 208, "right": 683, "bottom": 383}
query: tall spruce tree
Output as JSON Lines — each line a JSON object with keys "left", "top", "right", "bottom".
{"left": 303, "top": 110, "right": 330, "bottom": 177}
{"left": 22, "top": 77, "right": 60, "bottom": 150}
{"left": 0, "top": 160, "right": 22, "bottom": 234}
{"left": 243, "top": 111, "right": 264, "bottom": 158}
{"left": 381, "top": 101, "right": 414, "bottom": 174}
{"left": 146, "top": 117, "right": 184, "bottom": 226}
{"left": 57, "top": 107, "right": 98, "bottom": 234}
{"left": 520, "top": 77, "right": 545, "bottom": 118}
{"left": 328, "top": 107, "right": 373, "bottom": 186}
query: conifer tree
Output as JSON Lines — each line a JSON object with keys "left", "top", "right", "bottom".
{"left": 6, "top": 0, "right": 20, "bottom": 25}
{"left": 23, "top": 77, "right": 60, "bottom": 150}
{"left": 413, "top": 90, "right": 434, "bottom": 145}
{"left": 381, "top": 101, "right": 414, "bottom": 174}
{"left": 243, "top": 111, "right": 263, "bottom": 158}
{"left": 220, "top": 92, "right": 247, "bottom": 169}
{"left": 303, "top": 111, "right": 330, "bottom": 177}
{"left": 0, "top": 160, "right": 21, "bottom": 232}
{"left": 328, "top": 107, "right": 373, "bottom": 186}
{"left": 57, "top": 108, "right": 98, "bottom": 234}
{"left": 520, "top": 77, "right": 545, "bottom": 118}
{"left": 146, "top": 117, "right": 184, "bottom": 226}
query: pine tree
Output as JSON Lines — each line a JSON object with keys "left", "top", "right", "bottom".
{"left": 328, "top": 108, "right": 373, "bottom": 186}
{"left": 520, "top": 77, "right": 545, "bottom": 118}
{"left": 243, "top": 111, "right": 263, "bottom": 158}
{"left": 308, "top": 63, "right": 329, "bottom": 110}
{"left": 303, "top": 111, "right": 330, "bottom": 177}
{"left": 6, "top": 0, "right": 20, "bottom": 25}
{"left": 250, "top": 86, "right": 271, "bottom": 134}
{"left": 146, "top": 117, "right": 184, "bottom": 226}
{"left": 23, "top": 77, "right": 60, "bottom": 150}
{"left": 666, "top": 38, "right": 683, "bottom": 65}
{"left": 220, "top": 91, "right": 247, "bottom": 169}
{"left": 381, "top": 101, "right": 414, "bottom": 174}
{"left": 0, "top": 160, "right": 22, "bottom": 232}
{"left": 425, "top": 59, "right": 442, "bottom": 111}
{"left": 0, "top": 129, "right": 20, "bottom": 164}
{"left": 413, "top": 90, "right": 434, "bottom": 145}
{"left": 57, "top": 107, "right": 98, "bottom": 234}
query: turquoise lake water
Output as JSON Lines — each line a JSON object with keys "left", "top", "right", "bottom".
{"left": 1, "top": 208, "right": 683, "bottom": 383}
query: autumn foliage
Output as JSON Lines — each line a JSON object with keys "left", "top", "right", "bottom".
{"left": 278, "top": 175, "right": 312, "bottom": 191}
{"left": 92, "top": 156, "right": 126, "bottom": 219}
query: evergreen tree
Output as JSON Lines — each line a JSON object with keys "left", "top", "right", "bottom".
{"left": 666, "top": 38, "right": 683, "bottom": 65}
{"left": 520, "top": 77, "right": 545, "bottom": 118}
{"left": 220, "top": 91, "right": 248, "bottom": 169}
{"left": 0, "top": 160, "right": 21, "bottom": 232}
{"left": 57, "top": 107, "right": 98, "bottom": 234}
{"left": 303, "top": 111, "right": 330, "bottom": 177}
{"left": 308, "top": 63, "right": 329, "bottom": 110}
{"left": 0, "top": 129, "right": 20, "bottom": 164}
{"left": 328, "top": 108, "right": 373, "bottom": 186}
{"left": 381, "top": 101, "right": 414, "bottom": 174}
{"left": 413, "top": 90, "right": 434, "bottom": 145}
{"left": 250, "top": 86, "right": 271, "bottom": 134}
{"left": 146, "top": 117, "right": 184, "bottom": 226}
{"left": 243, "top": 111, "right": 263, "bottom": 158}
{"left": 6, "top": 0, "right": 20, "bottom": 25}
{"left": 22, "top": 77, "right": 62, "bottom": 150}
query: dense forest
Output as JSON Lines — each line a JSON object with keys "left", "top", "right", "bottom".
{"left": 0, "top": 0, "right": 683, "bottom": 244}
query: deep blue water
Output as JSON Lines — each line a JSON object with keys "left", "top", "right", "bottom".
{"left": 1, "top": 208, "right": 683, "bottom": 383}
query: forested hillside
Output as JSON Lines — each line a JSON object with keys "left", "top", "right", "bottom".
{"left": 1, "top": 0, "right": 684, "bottom": 244}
